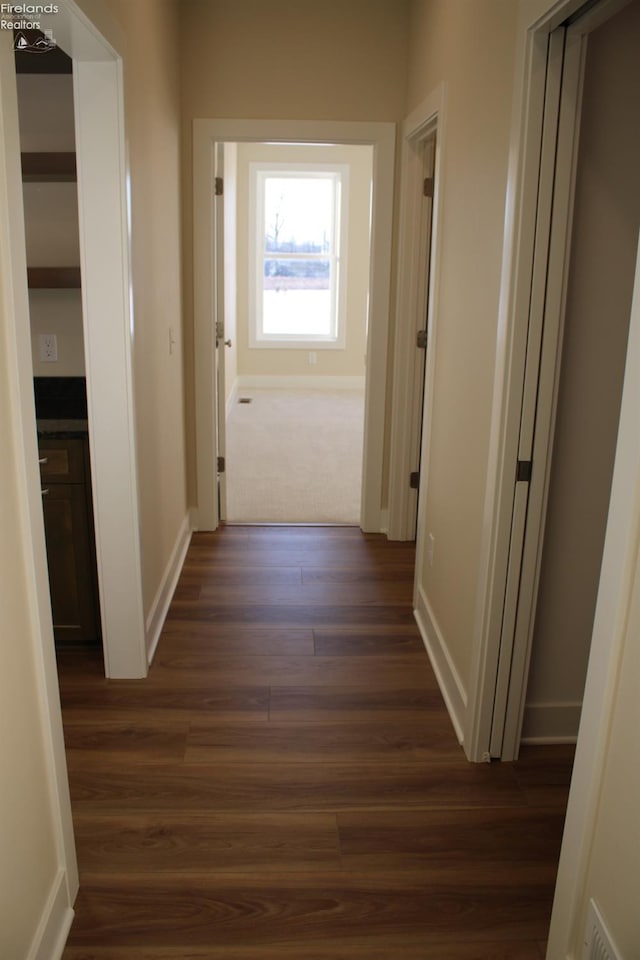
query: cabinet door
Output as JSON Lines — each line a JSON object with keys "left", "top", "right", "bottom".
{"left": 41, "top": 483, "right": 100, "bottom": 644}
{"left": 39, "top": 437, "right": 85, "bottom": 482}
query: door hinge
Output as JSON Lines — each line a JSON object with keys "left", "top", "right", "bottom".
{"left": 217, "top": 456, "right": 225, "bottom": 473}
{"left": 215, "top": 320, "right": 224, "bottom": 340}
{"left": 516, "top": 460, "right": 532, "bottom": 483}
{"left": 214, "top": 176, "right": 223, "bottom": 196}
{"left": 409, "top": 471, "right": 420, "bottom": 490}
{"left": 416, "top": 329, "right": 428, "bottom": 350}
{"left": 423, "top": 176, "right": 434, "bottom": 198}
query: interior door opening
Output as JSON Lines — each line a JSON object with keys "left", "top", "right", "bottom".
{"left": 215, "top": 140, "right": 374, "bottom": 526}
{"left": 490, "top": 0, "right": 640, "bottom": 760}
{"left": 15, "top": 38, "right": 102, "bottom": 652}
{"left": 193, "top": 119, "right": 395, "bottom": 535}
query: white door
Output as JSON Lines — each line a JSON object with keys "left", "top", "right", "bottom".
{"left": 488, "top": 26, "right": 571, "bottom": 757}
{"left": 490, "top": 0, "right": 640, "bottom": 759}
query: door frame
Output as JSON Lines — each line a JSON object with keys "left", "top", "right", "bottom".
{"left": 193, "top": 118, "right": 395, "bottom": 533}
{"left": 18, "top": 0, "right": 148, "bottom": 681}
{"left": 466, "top": 0, "right": 632, "bottom": 763}
{"left": 388, "top": 85, "right": 444, "bottom": 541}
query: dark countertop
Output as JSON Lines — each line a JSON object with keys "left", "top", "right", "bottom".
{"left": 37, "top": 419, "right": 89, "bottom": 438}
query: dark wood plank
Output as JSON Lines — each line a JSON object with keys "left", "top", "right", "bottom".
{"left": 184, "top": 720, "right": 462, "bottom": 764}
{"left": 147, "top": 654, "right": 437, "bottom": 689}
{"left": 165, "top": 600, "right": 416, "bottom": 625}
{"left": 66, "top": 760, "right": 525, "bottom": 813}
{"left": 512, "top": 745, "right": 575, "bottom": 808}
{"left": 337, "top": 808, "right": 567, "bottom": 865}
{"left": 159, "top": 623, "right": 315, "bottom": 656}
{"left": 64, "top": 869, "right": 554, "bottom": 947}
{"left": 73, "top": 812, "right": 341, "bottom": 874}
{"left": 302, "top": 565, "right": 416, "bottom": 583}
{"left": 62, "top": 941, "right": 544, "bottom": 960}
{"left": 314, "top": 628, "right": 424, "bottom": 656}
{"left": 60, "top": 684, "right": 270, "bottom": 722}
{"left": 196, "top": 581, "right": 414, "bottom": 604}
{"left": 63, "top": 722, "right": 189, "bottom": 764}
{"left": 269, "top": 685, "right": 446, "bottom": 722}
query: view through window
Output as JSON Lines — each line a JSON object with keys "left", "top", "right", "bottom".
{"left": 250, "top": 164, "right": 348, "bottom": 347}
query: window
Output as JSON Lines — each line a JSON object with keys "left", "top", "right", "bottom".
{"left": 249, "top": 163, "right": 348, "bottom": 348}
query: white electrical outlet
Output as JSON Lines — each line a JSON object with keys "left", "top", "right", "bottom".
{"left": 39, "top": 334, "right": 58, "bottom": 362}
{"left": 427, "top": 532, "right": 435, "bottom": 566}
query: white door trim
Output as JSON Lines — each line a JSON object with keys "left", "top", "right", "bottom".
{"left": 193, "top": 118, "right": 396, "bottom": 533}
{"left": 388, "top": 85, "right": 445, "bottom": 542}
{"left": 27, "top": 1, "right": 148, "bottom": 680}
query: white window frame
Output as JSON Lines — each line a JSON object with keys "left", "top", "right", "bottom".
{"left": 248, "top": 161, "right": 349, "bottom": 349}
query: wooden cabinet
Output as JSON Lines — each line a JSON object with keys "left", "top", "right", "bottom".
{"left": 39, "top": 435, "right": 100, "bottom": 645}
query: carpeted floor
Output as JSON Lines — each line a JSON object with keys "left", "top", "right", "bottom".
{"left": 225, "top": 388, "right": 364, "bottom": 523}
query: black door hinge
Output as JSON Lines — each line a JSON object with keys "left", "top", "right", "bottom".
{"left": 214, "top": 177, "right": 223, "bottom": 196}
{"left": 516, "top": 460, "right": 532, "bottom": 483}
{"left": 409, "top": 471, "right": 420, "bottom": 490}
{"left": 217, "top": 456, "right": 225, "bottom": 473}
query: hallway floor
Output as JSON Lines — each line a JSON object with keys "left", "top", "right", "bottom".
{"left": 58, "top": 525, "right": 573, "bottom": 959}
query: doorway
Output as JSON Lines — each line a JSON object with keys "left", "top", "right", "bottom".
{"left": 389, "top": 88, "right": 442, "bottom": 543}
{"left": 193, "top": 119, "right": 395, "bottom": 534}
{"left": 5, "top": 7, "right": 149, "bottom": 681}
{"left": 219, "top": 141, "right": 373, "bottom": 525}
{"left": 520, "top": 0, "right": 640, "bottom": 747}
{"left": 487, "top": 0, "right": 640, "bottom": 760}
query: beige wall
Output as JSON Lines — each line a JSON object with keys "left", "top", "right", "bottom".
{"left": 16, "top": 74, "right": 75, "bottom": 152}
{"left": 105, "top": 0, "right": 189, "bottom": 617}
{"left": 406, "top": 0, "right": 518, "bottom": 691}
{"left": 180, "top": 0, "right": 410, "bottom": 502}
{"left": 525, "top": 0, "right": 640, "bottom": 735}
{"left": 234, "top": 142, "right": 371, "bottom": 381}
{"left": 0, "top": 38, "right": 64, "bottom": 959}
{"left": 0, "top": 347, "right": 60, "bottom": 960}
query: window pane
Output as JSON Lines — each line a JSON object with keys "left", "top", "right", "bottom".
{"left": 264, "top": 177, "right": 333, "bottom": 254}
{"left": 263, "top": 258, "right": 332, "bottom": 336}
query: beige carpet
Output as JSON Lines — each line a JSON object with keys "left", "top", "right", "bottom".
{"left": 225, "top": 388, "right": 364, "bottom": 523}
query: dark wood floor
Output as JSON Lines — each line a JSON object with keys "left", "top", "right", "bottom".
{"left": 58, "top": 525, "right": 573, "bottom": 959}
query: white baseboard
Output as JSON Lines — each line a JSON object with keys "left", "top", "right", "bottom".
{"left": 414, "top": 585, "right": 467, "bottom": 744}
{"left": 235, "top": 374, "right": 366, "bottom": 391}
{"left": 29, "top": 869, "right": 74, "bottom": 960}
{"left": 521, "top": 701, "right": 582, "bottom": 744}
{"left": 145, "top": 512, "right": 192, "bottom": 664}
